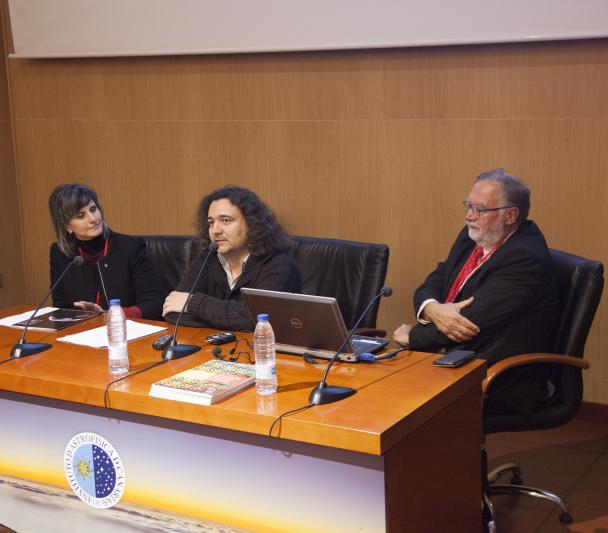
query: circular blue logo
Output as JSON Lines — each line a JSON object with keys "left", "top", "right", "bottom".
{"left": 64, "top": 432, "right": 125, "bottom": 509}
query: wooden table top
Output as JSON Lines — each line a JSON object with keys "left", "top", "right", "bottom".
{"left": 0, "top": 306, "right": 486, "bottom": 455}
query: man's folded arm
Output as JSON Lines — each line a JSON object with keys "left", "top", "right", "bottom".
{"left": 410, "top": 249, "right": 548, "bottom": 352}
{"left": 456, "top": 251, "right": 548, "bottom": 338}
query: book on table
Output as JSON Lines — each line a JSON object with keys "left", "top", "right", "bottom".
{"left": 149, "top": 359, "right": 256, "bottom": 406}
{"left": 12, "top": 308, "right": 100, "bottom": 331}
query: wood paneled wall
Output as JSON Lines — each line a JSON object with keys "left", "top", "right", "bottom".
{"left": 0, "top": 3, "right": 24, "bottom": 308}
{"left": 2, "top": 10, "right": 607, "bottom": 404}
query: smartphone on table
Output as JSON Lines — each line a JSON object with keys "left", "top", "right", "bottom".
{"left": 432, "top": 349, "right": 476, "bottom": 368}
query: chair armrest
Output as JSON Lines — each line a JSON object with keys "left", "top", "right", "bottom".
{"left": 482, "top": 353, "right": 590, "bottom": 396}
{"left": 354, "top": 327, "right": 387, "bottom": 337}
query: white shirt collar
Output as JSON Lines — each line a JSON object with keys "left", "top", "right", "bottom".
{"left": 217, "top": 252, "right": 250, "bottom": 290}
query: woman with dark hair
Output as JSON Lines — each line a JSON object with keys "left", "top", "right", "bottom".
{"left": 163, "top": 186, "right": 301, "bottom": 330}
{"left": 49, "top": 183, "right": 163, "bottom": 319}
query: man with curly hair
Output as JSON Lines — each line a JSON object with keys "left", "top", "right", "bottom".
{"left": 163, "top": 186, "right": 301, "bottom": 330}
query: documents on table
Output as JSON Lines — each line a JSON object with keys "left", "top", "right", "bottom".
{"left": 0, "top": 308, "right": 58, "bottom": 327}
{"left": 12, "top": 309, "right": 100, "bottom": 331}
{"left": 58, "top": 320, "right": 166, "bottom": 348}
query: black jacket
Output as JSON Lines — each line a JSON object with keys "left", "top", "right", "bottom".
{"left": 50, "top": 231, "right": 164, "bottom": 320}
{"left": 167, "top": 250, "right": 301, "bottom": 331}
{"left": 409, "top": 220, "right": 560, "bottom": 414}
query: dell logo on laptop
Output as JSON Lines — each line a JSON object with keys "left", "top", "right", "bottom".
{"left": 290, "top": 318, "right": 303, "bottom": 329}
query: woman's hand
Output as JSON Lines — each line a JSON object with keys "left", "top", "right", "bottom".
{"left": 163, "top": 291, "right": 190, "bottom": 317}
{"left": 74, "top": 301, "right": 104, "bottom": 313}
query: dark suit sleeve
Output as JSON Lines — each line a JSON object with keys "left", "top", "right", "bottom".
{"left": 50, "top": 244, "right": 71, "bottom": 309}
{"left": 186, "top": 253, "right": 301, "bottom": 331}
{"left": 413, "top": 260, "right": 449, "bottom": 309}
{"left": 409, "top": 243, "right": 548, "bottom": 352}
{"left": 128, "top": 238, "right": 164, "bottom": 320}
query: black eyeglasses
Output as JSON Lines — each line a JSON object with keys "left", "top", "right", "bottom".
{"left": 463, "top": 200, "right": 516, "bottom": 217}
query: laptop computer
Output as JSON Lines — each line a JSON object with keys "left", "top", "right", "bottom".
{"left": 241, "top": 288, "right": 389, "bottom": 361}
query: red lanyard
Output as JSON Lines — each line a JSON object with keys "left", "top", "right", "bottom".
{"left": 78, "top": 237, "right": 109, "bottom": 305}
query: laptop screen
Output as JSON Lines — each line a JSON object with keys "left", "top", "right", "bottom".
{"left": 241, "top": 288, "right": 355, "bottom": 355}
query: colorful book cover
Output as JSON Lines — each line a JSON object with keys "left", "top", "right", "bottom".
{"left": 149, "top": 359, "right": 256, "bottom": 405}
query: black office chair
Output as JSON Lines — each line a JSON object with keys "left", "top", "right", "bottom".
{"left": 142, "top": 235, "right": 196, "bottom": 298}
{"left": 142, "top": 233, "right": 390, "bottom": 331}
{"left": 482, "top": 249, "right": 604, "bottom": 530}
{"left": 291, "top": 236, "right": 390, "bottom": 330}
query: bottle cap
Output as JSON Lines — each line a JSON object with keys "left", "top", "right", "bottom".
{"left": 257, "top": 313, "right": 269, "bottom": 321}
{"left": 109, "top": 299, "right": 122, "bottom": 306}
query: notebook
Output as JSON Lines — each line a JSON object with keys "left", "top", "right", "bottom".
{"left": 241, "top": 288, "right": 389, "bottom": 361}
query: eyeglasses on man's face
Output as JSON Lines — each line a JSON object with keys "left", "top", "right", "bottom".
{"left": 462, "top": 200, "right": 516, "bottom": 217}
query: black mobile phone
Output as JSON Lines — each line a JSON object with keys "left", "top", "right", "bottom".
{"left": 433, "top": 349, "right": 476, "bottom": 368}
{"left": 206, "top": 332, "right": 237, "bottom": 345}
{"left": 152, "top": 333, "right": 172, "bottom": 350}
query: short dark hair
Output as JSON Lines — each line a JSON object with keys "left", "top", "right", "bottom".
{"left": 196, "top": 186, "right": 291, "bottom": 256}
{"left": 475, "top": 168, "right": 530, "bottom": 222}
{"left": 48, "top": 183, "right": 108, "bottom": 256}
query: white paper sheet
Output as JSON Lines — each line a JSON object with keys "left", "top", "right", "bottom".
{"left": 0, "top": 308, "right": 58, "bottom": 327}
{"left": 57, "top": 320, "right": 166, "bottom": 348}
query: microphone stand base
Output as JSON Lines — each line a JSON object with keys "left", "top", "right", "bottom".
{"left": 308, "top": 384, "right": 356, "bottom": 406}
{"left": 162, "top": 344, "right": 201, "bottom": 360}
{"left": 10, "top": 343, "right": 52, "bottom": 358}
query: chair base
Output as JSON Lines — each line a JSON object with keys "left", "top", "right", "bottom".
{"left": 485, "top": 460, "right": 573, "bottom": 527}
{"left": 489, "top": 483, "right": 573, "bottom": 524}
{"left": 483, "top": 491, "right": 497, "bottom": 533}
{"left": 488, "top": 462, "right": 523, "bottom": 485}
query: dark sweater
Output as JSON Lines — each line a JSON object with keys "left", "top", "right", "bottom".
{"left": 50, "top": 231, "right": 164, "bottom": 320}
{"left": 166, "top": 250, "right": 301, "bottom": 331}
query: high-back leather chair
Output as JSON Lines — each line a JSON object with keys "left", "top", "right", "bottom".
{"left": 143, "top": 234, "right": 390, "bottom": 330}
{"left": 483, "top": 249, "right": 604, "bottom": 530}
{"left": 143, "top": 235, "right": 197, "bottom": 298}
{"left": 291, "top": 236, "right": 390, "bottom": 330}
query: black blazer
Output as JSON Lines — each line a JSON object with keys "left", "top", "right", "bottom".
{"left": 166, "top": 250, "right": 302, "bottom": 331}
{"left": 50, "top": 231, "right": 164, "bottom": 320}
{"left": 409, "top": 221, "right": 560, "bottom": 414}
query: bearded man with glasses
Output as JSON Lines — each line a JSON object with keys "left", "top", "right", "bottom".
{"left": 394, "top": 168, "right": 559, "bottom": 415}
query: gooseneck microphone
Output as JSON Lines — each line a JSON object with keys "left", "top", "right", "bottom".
{"left": 308, "top": 286, "right": 393, "bottom": 406}
{"left": 95, "top": 261, "right": 110, "bottom": 307}
{"left": 10, "top": 255, "right": 85, "bottom": 358}
{"left": 162, "top": 242, "right": 218, "bottom": 361}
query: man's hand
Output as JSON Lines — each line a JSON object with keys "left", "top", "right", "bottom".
{"left": 422, "top": 297, "right": 479, "bottom": 342}
{"left": 162, "top": 291, "right": 190, "bottom": 317}
{"left": 393, "top": 323, "right": 413, "bottom": 347}
{"left": 74, "top": 301, "right": 104, "bottom": 313}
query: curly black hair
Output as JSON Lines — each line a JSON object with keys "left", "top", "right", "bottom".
{"left": 196, "top": 186, "right": 291, "bottom": 256}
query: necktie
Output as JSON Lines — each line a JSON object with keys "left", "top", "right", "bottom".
{"left": 445, "top": 246, "right": 483, "bottom": 303}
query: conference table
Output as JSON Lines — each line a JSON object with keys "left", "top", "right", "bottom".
{"left": 0, "top": 306, "right": 485, "bottom": 533}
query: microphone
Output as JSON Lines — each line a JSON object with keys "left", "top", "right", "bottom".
{"left": 308, "top": 285, "right": 392, "bottom": 406}
{"left": 162, "top": 242, "right": 218, "bottom": 360}
{"left": 10, "top": 255, "right": 85, "bottom": 358}
{"left": 95, "top": 261, "right": 110, "bottom": 307}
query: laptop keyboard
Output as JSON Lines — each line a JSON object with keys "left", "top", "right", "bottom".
{"left": 351, "top": 336, "right": 385, "bottom": 355}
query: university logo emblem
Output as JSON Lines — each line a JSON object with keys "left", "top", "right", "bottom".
{"left": 64, "top": 432, "right": 126, "bottom": 509}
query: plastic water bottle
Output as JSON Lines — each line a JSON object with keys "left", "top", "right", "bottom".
{"left": 107, "top": 299, "right": 129, "bottom": 374}
{"left": 254, "top": 313, "right": 277, "bottom": 394}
